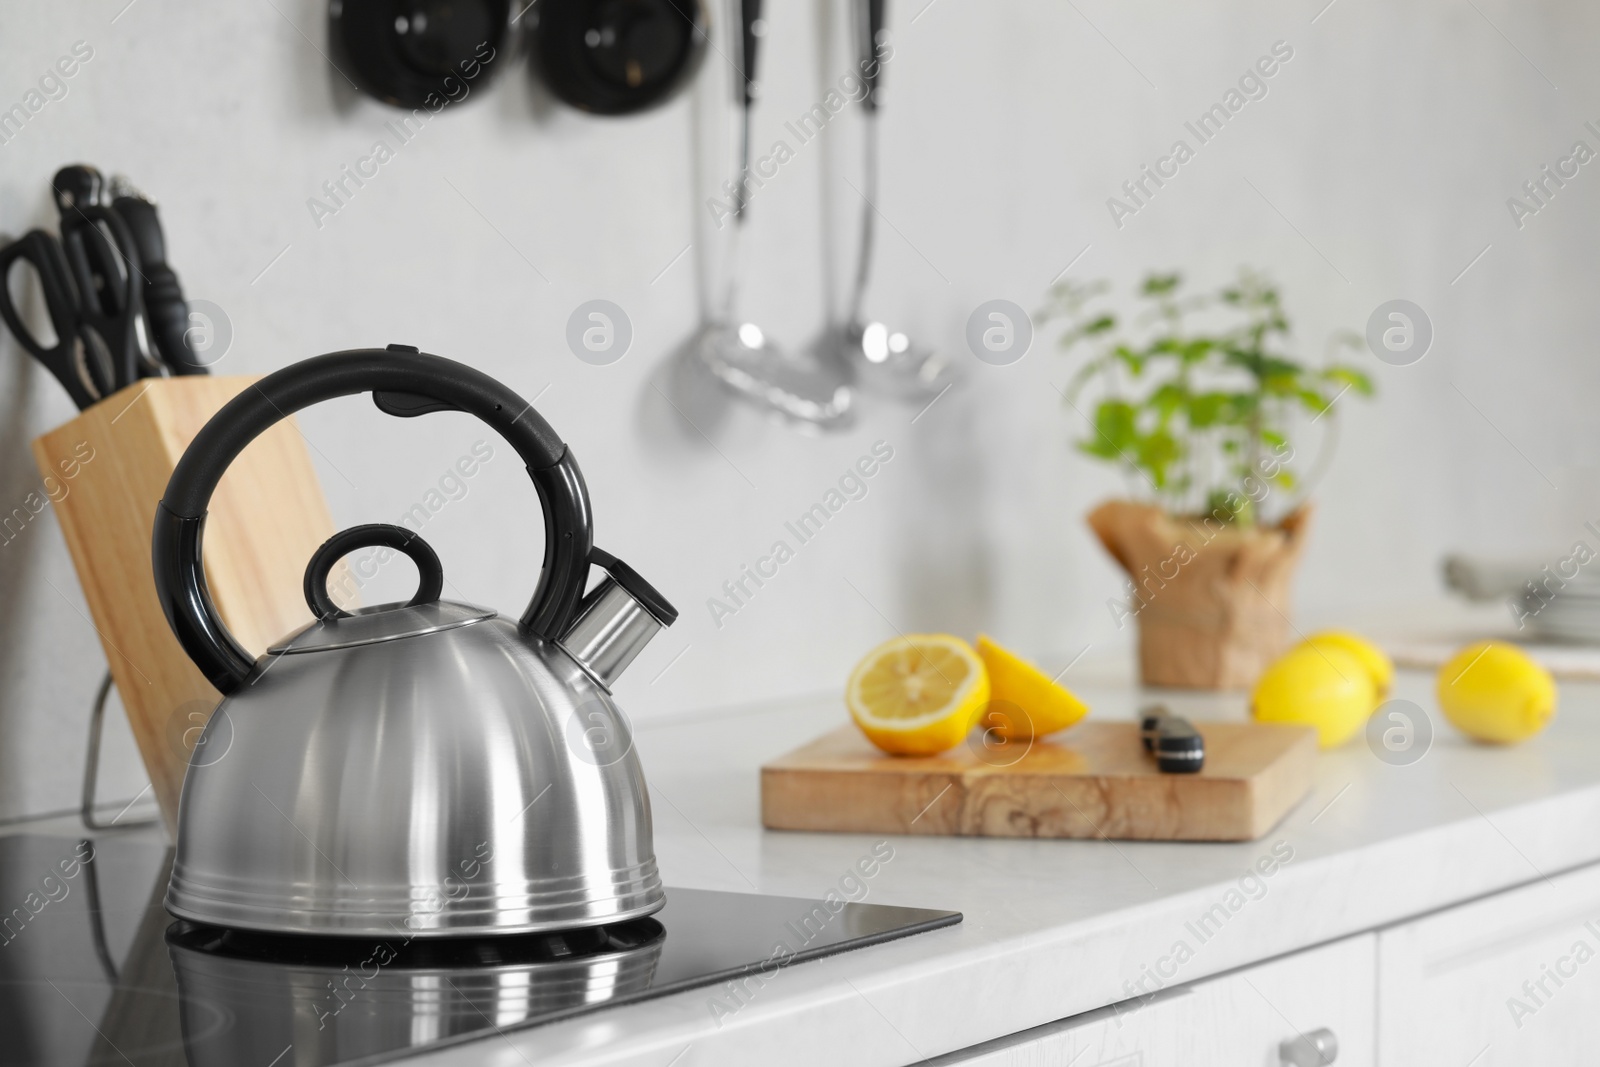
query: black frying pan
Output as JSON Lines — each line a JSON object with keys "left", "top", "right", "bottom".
{"left": 330, "top": 0, "right": 513, "bottom": 110}
{"left": 525, "top": 0, "right": 709, "bottom": 116}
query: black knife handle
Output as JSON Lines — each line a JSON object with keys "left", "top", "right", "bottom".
{"left": 1140, "top": 705, "right": 1206, "bottom": 774}
{"left": 113, "top": 195, "right": 206, "bottom": 375}
{"left": 52, "top": 164, "right": 104, "bottom": 212}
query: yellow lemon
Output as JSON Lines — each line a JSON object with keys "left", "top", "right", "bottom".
{"left": 1436, "top": 641, "right": 1556, "bottom": 744}
{"left": 847, "top": 634, "right": 989, "bottom": 756}
{"left": 974, "top": 634, "right": 1090, "bottom": 741}
{"left": 1252, "top": 645, "right": 1377, "bottom": 748}
{"left": 1299, "top": 630, "right": 1394, "bottom": 695}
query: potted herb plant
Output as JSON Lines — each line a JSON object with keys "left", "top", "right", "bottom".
{"left": 1044, "top": 270, "right": 1374, "bottom": 689}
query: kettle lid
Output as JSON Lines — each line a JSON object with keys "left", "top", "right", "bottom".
{"left": 268, "top": 600, "right": 496, "bottom": 655}
{"left": 267, "top": 524, "right": 494, "bottom": 655}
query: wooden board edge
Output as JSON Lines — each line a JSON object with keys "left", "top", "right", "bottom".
{"left": 1244, "top": 726, "right": 1320, "bottom": 839}
{"left": 761, "top": 765, "right": 967, "bottom": 836}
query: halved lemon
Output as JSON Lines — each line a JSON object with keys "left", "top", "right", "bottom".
{"left": 847, "top": 634, "right": 989, "bottom": 756}
{"left": 976, "top": 634, "right": 1091, "bottom": 741}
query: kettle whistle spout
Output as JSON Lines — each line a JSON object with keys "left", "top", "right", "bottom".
{"left": 557, "top": 554, "right": 677, "bottom": 690}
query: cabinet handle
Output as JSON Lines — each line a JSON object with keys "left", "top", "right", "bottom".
{"left": 1278, "top": 1028, "right": 1338, "bottom": 1066}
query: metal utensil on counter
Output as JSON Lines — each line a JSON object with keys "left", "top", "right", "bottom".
{"left": 827, "top": 0, "right": 953, "bottom": 401}
{"left": 153, "top": 345, "right": 679, "bottom": 937}
{"left": 1140, "top": 705, "right": 1205, "bottom": 774}
{"left": 1443, "top": 552, "right": 1600, "bottom": 643}
{"left": 692, "top": 0, "right": 853, "bottom": 429}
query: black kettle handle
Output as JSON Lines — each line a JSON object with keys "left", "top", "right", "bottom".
{"left": 152, "top": 345, "right": 594, "bottom": 695}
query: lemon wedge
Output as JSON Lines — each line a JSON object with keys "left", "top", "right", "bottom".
{"left": 975, "top": 634, "right": 1090, "bottom": 741}
{"left": 847, "top": 634, "right": 989, "bottom": 756}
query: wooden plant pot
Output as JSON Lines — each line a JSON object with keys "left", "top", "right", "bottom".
{"left": 1087, "top": 500, "right": 1312, "bottom": 691}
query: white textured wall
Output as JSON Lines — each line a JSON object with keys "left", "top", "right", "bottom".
{"left": 0, "top": 0, "right": 1595, "bottom": 820}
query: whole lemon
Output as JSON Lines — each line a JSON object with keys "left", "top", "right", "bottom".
{"left": 1436, "top": 641, "right": 1555, "bottom": 744}
{"left": 1299, "top": 630, "right": 1393, "bottom": 695}
{"left": 1252, "top": 645, "right": 1377, "bottom": 748}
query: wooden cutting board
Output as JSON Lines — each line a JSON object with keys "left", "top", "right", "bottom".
{"left": 761, "top": 720, "right": 1317, "bottom": 842}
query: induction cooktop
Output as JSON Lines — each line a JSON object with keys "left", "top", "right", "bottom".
{"left": 0, "top": 834, "right": 959, "bottom": 1066}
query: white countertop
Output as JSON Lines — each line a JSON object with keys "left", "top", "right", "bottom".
{"left": 391, "top": 664, "right": 1600, "bottom": 1067}
{"left": 14, "top": 662, "right": 1594, "bottom": 1065}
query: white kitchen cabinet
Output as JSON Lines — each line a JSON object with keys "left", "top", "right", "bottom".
{"left": 932, "top": 860, "right": 1600, "bottom": 1067}
{"left": 1377, "top": 862, "right": 1600, "bottom": 1065}
{"left": 934, "top": 933, "right": 1374, "bottom": 1066}
{"left": 1198, "top": 933, "right": 1373, "bottom": 1066}
{"left": 924, "top": 986, "right": 1213, "bottom": 1067}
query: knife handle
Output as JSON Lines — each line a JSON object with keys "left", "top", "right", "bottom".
{"left": 1140, "top": 706, "right": 1206, "bottom": 774}
{"left": 113, "top": 194, "right": 206, "bottom": 375}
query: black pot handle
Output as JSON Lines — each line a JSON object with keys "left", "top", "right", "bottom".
{"left": 152, "top": 346, "right": 594, "bottom": 694}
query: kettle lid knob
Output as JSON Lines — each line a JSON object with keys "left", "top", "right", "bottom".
{"left": 268, "top": 524, "right": 496, "bottom": 655}
{"left": 303, "top": 523, "right": 443, "bottom": 620}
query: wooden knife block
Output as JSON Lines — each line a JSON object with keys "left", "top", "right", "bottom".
{"left": 31, "top": 377, "right": 338, "bottom": 835}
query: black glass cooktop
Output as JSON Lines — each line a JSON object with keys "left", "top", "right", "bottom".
{"left": 0, "top": 834, "right": 959, "bottom": 1066}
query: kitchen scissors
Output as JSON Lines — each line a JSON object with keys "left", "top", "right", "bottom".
{"left": 0, "top": 228, "right": 112, "bottom": 410}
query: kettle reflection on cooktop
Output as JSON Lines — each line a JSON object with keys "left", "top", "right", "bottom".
{"left": 166, "top": 918, "right": 667, "bottom": 1065}
{"left": 0, "top": 835, "right": 959, "bottom": 1067}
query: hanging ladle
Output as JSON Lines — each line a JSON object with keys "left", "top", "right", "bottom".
{"left": 692, "top": 0, "right": 853, "bottom": 429}
{"left": 829, "top": 0, "right": 954, "bottom": 401}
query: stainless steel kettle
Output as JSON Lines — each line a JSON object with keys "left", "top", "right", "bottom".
{"left": 151, "top": 346, "right": 678, "bottom": 937}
